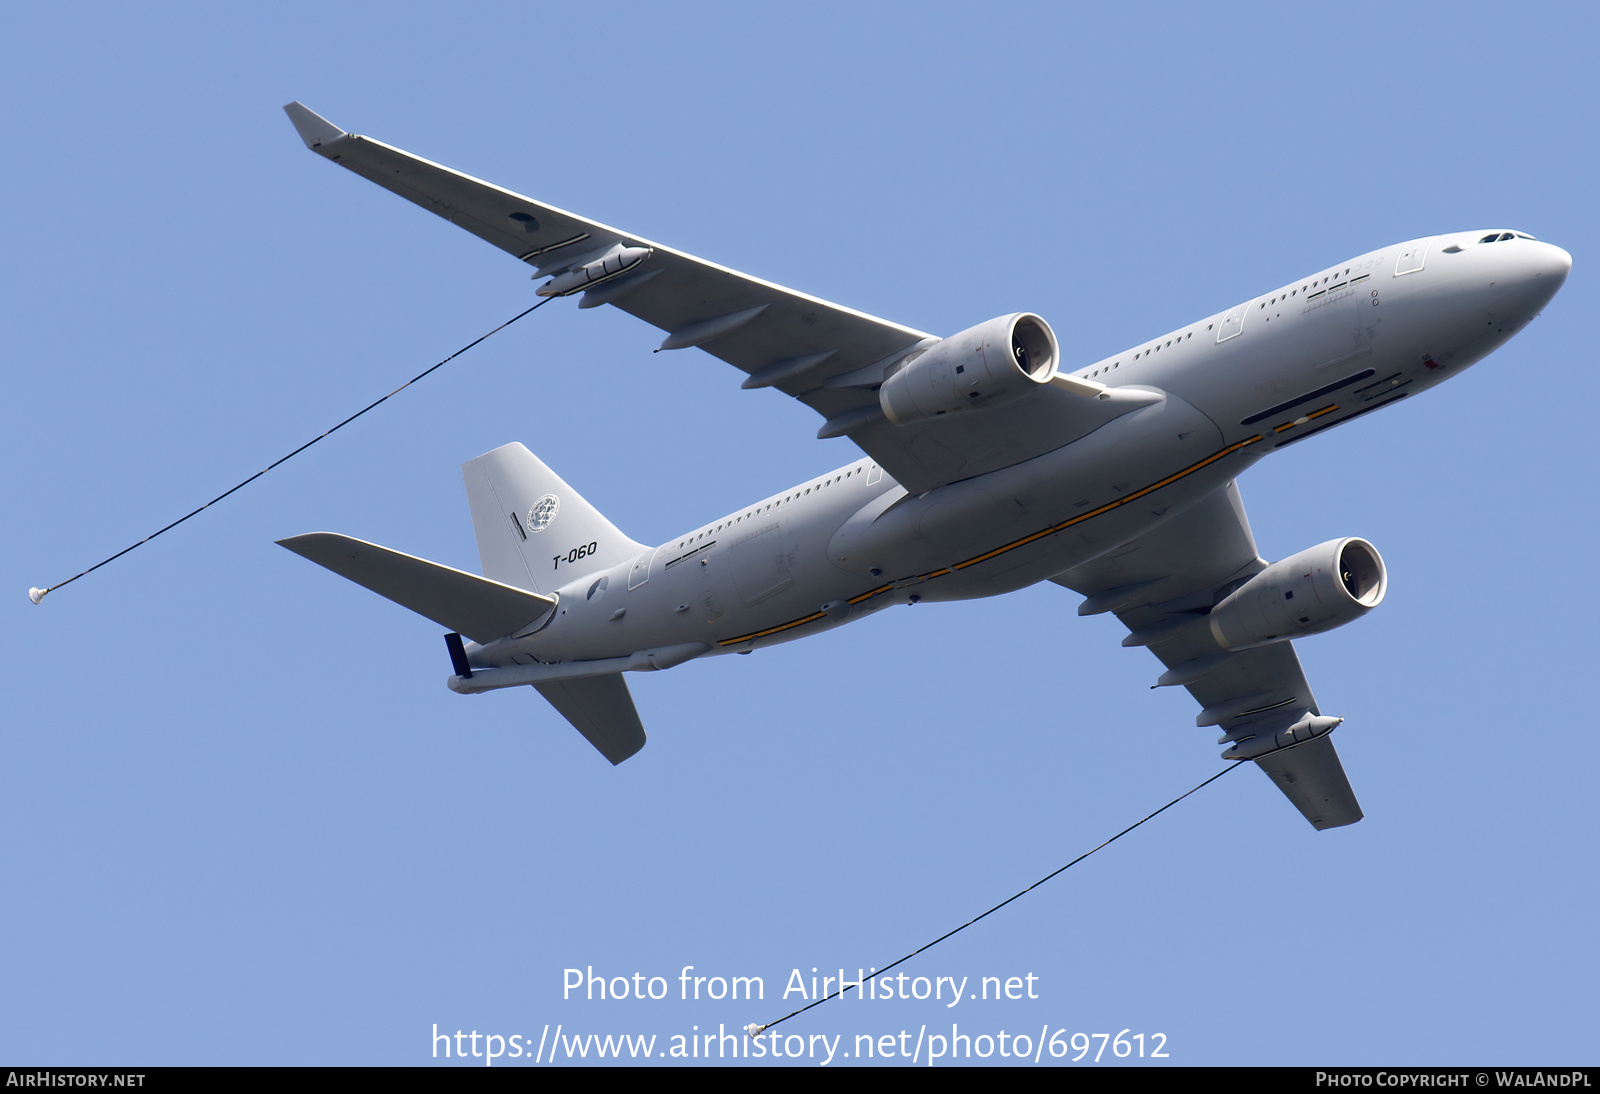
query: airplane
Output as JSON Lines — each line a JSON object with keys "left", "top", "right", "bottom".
{"left": 275, "top": 102, "right": 1570, "bottom": 830}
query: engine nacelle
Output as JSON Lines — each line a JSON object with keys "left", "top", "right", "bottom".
{"left": 1208, "top": 537, "right": 1386, "bottom": 652}
{"left": 879, "top": 313, "right": 1059, "bottom": 425}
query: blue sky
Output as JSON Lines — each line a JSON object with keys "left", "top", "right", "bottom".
{"left": 4, "top": 2, "right": 1596, "bottom": 1067}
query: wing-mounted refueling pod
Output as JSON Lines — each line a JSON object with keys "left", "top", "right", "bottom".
{"left": 536, "top": 243, "right": 654, "bottom": 298}
{"left": 1219, "top": 710, "right": 1345, "bottom": 761}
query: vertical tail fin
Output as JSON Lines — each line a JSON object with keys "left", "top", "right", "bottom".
{"left": 462, "top": 442, "right": 646, "bottom": 594}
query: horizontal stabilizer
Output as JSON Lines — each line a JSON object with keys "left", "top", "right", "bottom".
{"left": 534, "top": 675, "right": 646, "bottom": 765}
{"left": 278, "top": 532, "right": 556, "bottom": 643}
{"left": 1254, "top": 735, "right": 1363, "bottom": 830}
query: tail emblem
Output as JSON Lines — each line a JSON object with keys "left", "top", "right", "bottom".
{"left": 527, "top": 494, "right": 560, "bottom": 533}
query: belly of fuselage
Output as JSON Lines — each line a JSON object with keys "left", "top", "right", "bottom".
{"left": 700, "top": 389, "right": 1249, "bottom": 651}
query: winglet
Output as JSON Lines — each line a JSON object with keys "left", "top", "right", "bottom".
{"left": 282, "top": 102, "right": 346, "bottom": 150}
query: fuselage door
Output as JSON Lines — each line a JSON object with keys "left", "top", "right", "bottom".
{"left": 627, "top": 551, "right": 651, "bottom": 590}
{"left": 1394, "top": 237, "right": 1434, "bottom": 276}
{"left": 1216, "top": 301, "right": 1251, "bottom": 343}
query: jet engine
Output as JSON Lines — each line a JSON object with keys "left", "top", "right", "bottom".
{"left": 879, "top": 313, "right": 1059, "bottom": 425}
{"left": 1208, "top": 538, "right": 1386, "bottom": 652}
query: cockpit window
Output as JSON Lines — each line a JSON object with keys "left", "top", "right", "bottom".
{"left": 1498, "top": 232, "right": 1515, "bottom": 242}
{"left": 1479, "top": 234, "right": 1499, "bottom": 244}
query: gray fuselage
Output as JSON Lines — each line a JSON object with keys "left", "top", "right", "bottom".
{"left": 474, "top": 230, "right": 1568, "bottom": 669}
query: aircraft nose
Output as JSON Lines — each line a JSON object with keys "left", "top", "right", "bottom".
{"left": 1539, "top": 242, "right": 1573, "bottom": 283}
{"left": 1474, "top": 238, "right": 1571, "bottom": 333}
{"left": 1521, "top": 240, "right": 1571, "bottom": 308}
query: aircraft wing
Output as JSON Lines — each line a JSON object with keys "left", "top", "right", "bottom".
{"left": 1050, "top": 482, "right": 1364, "bottom": 830}
{"left": 284, "top": 102, "right": 1134, "bottom": 494}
